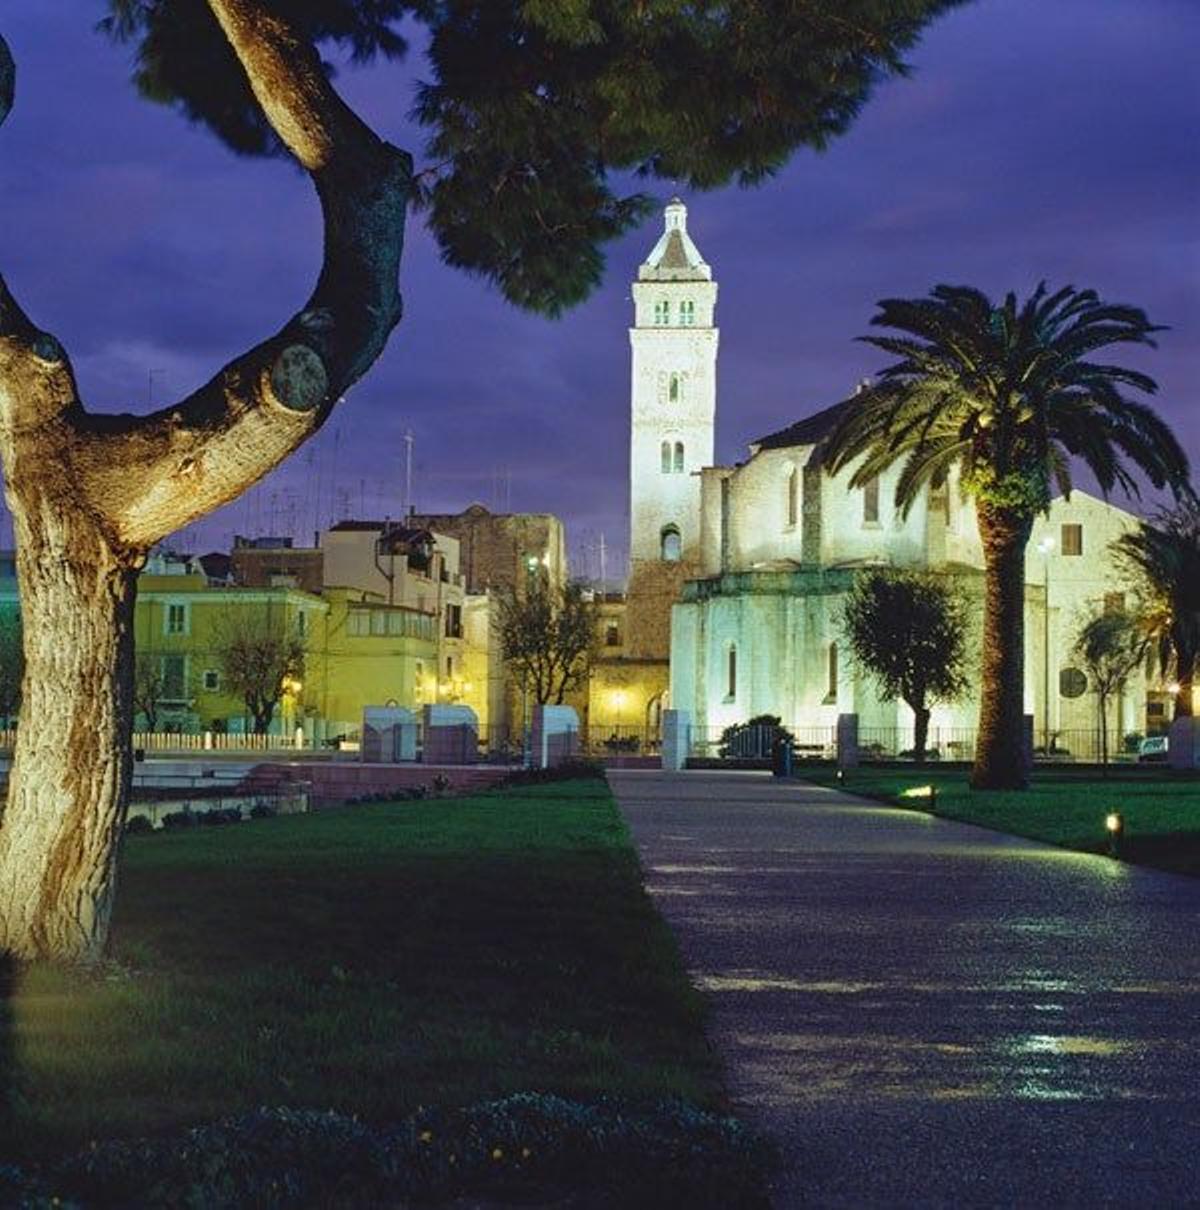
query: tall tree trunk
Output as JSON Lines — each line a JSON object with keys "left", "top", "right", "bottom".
{"left": 911, "top": 703, "right": 931, "bottom": 765}
{"left": 972, "top": 505, "right": 1032, "bottom": 790}
{"left": 0, "top": 10, "right": 410, "bottom": 962}
{"left": 0, "top": 508, "right": 137, "bottom": 961}
{"left": 1175, "top": 644, "right": 1195, "bottom": 719}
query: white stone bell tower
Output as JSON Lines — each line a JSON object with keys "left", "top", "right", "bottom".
{"left": 629, "top": 199, "right": 718, "bottom": 567}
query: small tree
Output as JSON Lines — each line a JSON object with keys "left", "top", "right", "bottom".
{"left": 841, "top": 569, "right": 970, "bottom": 762}
{"left": 500, "top": 581, "right": 595, "bottom": 708}
{"left": 214, "top": 610, "right": 305, "bottom": 735}
{"left": 132, "top": 651, "right": 166, "bottom": 733}
{"left": 1074, "top": 609, "right": 1147, "bottom": 768}
{"left": 0, "top": 611, "right": 22, "bottom": 728}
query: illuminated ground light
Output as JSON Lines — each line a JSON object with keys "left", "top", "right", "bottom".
{"left": 1105, "top": 810, "right": 1124, "bottom": 857}
{"left": 900, "top": 784, "right": 937, "bottom": 809}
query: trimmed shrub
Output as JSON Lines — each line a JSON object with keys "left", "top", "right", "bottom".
{"left": 159, "top": 810, "right": 197, "bottom": 830}
{"left": 124, "top": 814, "right": 155, "bottom": 835}
{"left": 249, "top": 803, "right": 277, "bottom": 820}
{"left": 501, "top": 759, "right": 605, "bottom": 788}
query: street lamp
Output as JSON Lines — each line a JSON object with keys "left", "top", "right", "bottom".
{"left": 1037, "top": 535, "right": 1056, "bottom": 754}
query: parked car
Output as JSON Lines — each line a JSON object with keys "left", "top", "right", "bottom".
{"left": 1137, "top": 735, "right": 1169, "bottom": 763}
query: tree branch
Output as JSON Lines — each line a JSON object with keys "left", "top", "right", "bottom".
{"left": 0, "top": 10, "right": 412, "bottom": 553}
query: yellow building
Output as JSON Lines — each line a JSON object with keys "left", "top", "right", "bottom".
{"left": 310, "top": 587, "right": 438, "bottom": 739}
{"left": 135, "top": 566, "right": 325, "bottom": 736}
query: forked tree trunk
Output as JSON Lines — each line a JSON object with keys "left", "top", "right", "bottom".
{"left": 0, "top": 506, "right": 138, "bottom": 961}
{"left": 972, "top": 504, "right": 1033, "bottom": 790}
{"left": 0, "top": 6, "right": 409, "bottom": 962}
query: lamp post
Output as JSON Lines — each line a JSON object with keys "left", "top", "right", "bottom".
{"left": 1037, "top": 535, "right": 1056, "bottom": 754}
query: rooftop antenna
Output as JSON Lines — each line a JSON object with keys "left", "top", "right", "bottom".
{"left": 404, "top": 429, "right": 414, "bottom": 516}
{"left": 329, "top": 425, "right": 342, "bottom": 527}
{"left": 599, "top": 532, "right": 607, "bottom": 592}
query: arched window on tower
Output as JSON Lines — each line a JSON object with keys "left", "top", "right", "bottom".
{"left": 726, "top": 644, "right": 737, "bottom": 700}
{"left": 668, "top": 372, "right": 682, "bottom": 403}
{"left": 679, "top": 300, "right": 695, "bottom": 326}
{"left": 785, "top": 467, "right": 798, "bottom": 529}
{"left": 661, "top": 441, "right": 672, "bottom": 473}
{"left": 654, "top": 299, "right": 670, "bottom": 326}
{"left": 825, "top": 642, "right": 839, "bottom": 703}
{"left": 673, "top": 442, "right": 684, "bottom": 473}
{"left": 661, "top": 525, "right": 682, "bottom": 562}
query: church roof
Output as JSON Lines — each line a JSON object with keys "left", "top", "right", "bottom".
{"left": 751, "top": 399, "right": 853, "bottom": 453}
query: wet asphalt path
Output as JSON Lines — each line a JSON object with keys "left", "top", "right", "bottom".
{"left": 608, "top": 770, "right": 1200, "bottom": 1208}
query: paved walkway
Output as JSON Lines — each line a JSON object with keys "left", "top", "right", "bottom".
{"left": 609, "top": 770, "right": 1200, "bottom": 1208}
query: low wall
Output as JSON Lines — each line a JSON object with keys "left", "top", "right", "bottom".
{"left": 238, "top": 761, "right": 511, "bottom": 808}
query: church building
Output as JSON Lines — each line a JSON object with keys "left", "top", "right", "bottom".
{"left": 616, "top": 200, "right": 1162, "bottom": 758}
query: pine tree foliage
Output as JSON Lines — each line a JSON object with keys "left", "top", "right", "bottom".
{"left": 101, "top": 0, "right": 964, "bottom": 314}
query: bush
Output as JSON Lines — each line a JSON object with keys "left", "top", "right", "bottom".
{"left": 198, "top": 807, "right": 243, "bottom": 826}
{"left": 718, "top": 715, "right": 795, "bottom": 759}
{"left": 249, "top": 803, "right": 278, "bottom": 819}
{"left": 43, "top": 1096, "right": 773, "bottom": 1208}
{"left": 124, "top": 814, "right": 155, "bottom": 835}
{"left": 159, "top": 810, "right": 197, "bottom": 830}
{"left": 431, "top": 773, "right": 452, "bottom": 795}
{"left": 501, "top": 759, "right": 605, "bottom": 787}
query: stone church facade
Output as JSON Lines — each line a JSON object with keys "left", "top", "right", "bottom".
{"left": 614, "top": 203, "right": 1162, "bottom": 756}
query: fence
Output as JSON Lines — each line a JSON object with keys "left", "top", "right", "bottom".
{"left": 679, "top": 723, "right": 1153, "bottom": 766}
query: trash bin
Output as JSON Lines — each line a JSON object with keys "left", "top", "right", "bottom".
{"left": 771, "top": 736, "right": 793, "bottom": 778}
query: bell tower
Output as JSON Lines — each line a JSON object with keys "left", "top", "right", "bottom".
{"left": 628, "top": 199, "right": 718, "bottom": 568}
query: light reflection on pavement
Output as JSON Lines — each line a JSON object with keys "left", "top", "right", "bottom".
{"left": 610, "top": 770, "right": 1200, "bottom": 1208}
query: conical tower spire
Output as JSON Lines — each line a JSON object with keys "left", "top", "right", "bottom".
{"left": 639, "top": 198, "right": 711, "bottom": 281}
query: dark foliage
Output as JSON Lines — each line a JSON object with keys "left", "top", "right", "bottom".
{"left": 501, "top": 758, "right": 605, "bottom": 787}
{"left": 101, "top": 0, "right": 964, "bottom": 315}
{"left": 719, "top": 714, "right": 794, "bottom": 759}
{"left": 9, "top": 1096, "right": 773, "bottom": 1208}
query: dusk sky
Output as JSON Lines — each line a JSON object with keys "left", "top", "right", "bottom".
{"left": 1, "top": 1, "right": 1196, "bottom": 577}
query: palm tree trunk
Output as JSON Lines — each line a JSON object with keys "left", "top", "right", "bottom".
{"left": 0, "top": 507, "right": 137, "bottom": 961}
{"left": 1175, "top": 645, "right": 1195, "bottom": 719}
{"left": 973, "top": 505, "right": 1033, "bottom": 790}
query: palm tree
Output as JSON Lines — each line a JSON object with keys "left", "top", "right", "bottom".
{"left": 824, "top": 283, "right": 1190, "bottom": 790}
{"left": 1112, "top": 505, "right": 1200, "bottom": 719}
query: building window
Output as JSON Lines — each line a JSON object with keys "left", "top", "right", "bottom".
{"left": 202, "top": 669, "right": 220, "bottom": 692}
{"left": 679, "top": 300, "right": 695, "bottom": 326}
{"left": 1104, "top": 591, "right": 1126, "bottom": 615}
{"left": 1061, "top": 523, "right": 1083, "bottom": 556}
{"left": 605, "top": 622, "right": 621, "bottom": 647}
{"left": 296, "top": 611, "right": 307, "bottom": 637}
{"left": 446, "top": 656, "right": 454, "bottom": 678}
{"left": 165, "top": 603, "right": 188, "bottom": 635}
{"left": 161, "top": 654, "right": 187, "bottom": 702}
{"left": 826, "top": 642, "right": 838, "bottom": 703}
{"left": 726, "top": 645, "right": 737, "bottom": 700}
{"left": 661, "top": 441, "right": 672, "bottom": 473}
{"left": 673, "top": 441, "right": 684, "bottom": 473}
{"left": 661, "top": 526, "right": 682, "bottom": 562}
{"left": 654, "top": 299, "right": 670, "bottom": 326}
{"left": 370, "top": 610, "right": 387, "bottom": 636}
{"left": 348, "top": 609, "right": 370, "bottom": 636}
{"left": 862, "top": 477, "right": 880, "bottom": 525}
{"left": 445, "top": 603, "right": 463, "bottom": 638}
{"left": 668, "top": 372, "right": 682, "bottom": 403}
{"left": 785, "top": 468, "right": 798, "bottom": 529}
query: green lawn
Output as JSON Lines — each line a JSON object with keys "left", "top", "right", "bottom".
{"left": 804, "top": 766, "right": 1200, "bottom": 873}
{"left": 1, "top": 778, "right": 722, "bottom": 1165}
